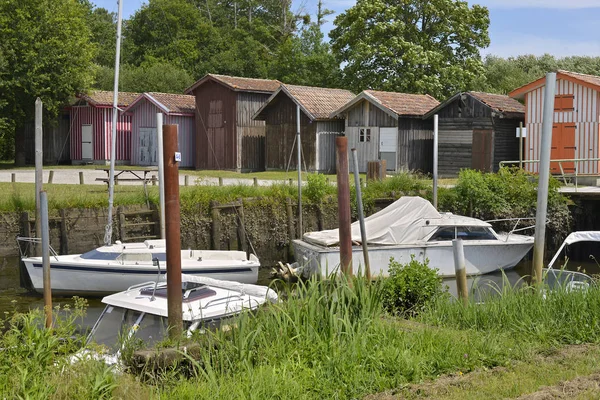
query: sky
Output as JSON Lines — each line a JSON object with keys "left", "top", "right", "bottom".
{"left": 93, "top": 0, "right": 600, "bottom": 58}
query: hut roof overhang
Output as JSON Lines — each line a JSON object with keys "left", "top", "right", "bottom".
{"left": 424, "top": 91, "right": 525, "bottom": 119}
{"left": 184, "top": 74, "right": 281, "bottom": 95}
{"left": 330, "top": 90, "right": 439, "bottom": 120}
{"left": 253, "top": 84, "right": 355, "bottom": 121}
{"left": 509, "top": 70, "right": 600, "bottom": 100}
{"left": 124, "top": 92, "right": 196, "bottom": 116}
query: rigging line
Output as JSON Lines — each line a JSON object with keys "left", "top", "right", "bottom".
{"left": 285, "top": 132, "right": 297, "bottom": 174}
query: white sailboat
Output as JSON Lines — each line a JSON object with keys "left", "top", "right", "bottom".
{"left": 18, "top": 0, "right": 260, "bottom": 295}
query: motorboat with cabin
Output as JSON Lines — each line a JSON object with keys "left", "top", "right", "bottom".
{"left": 293, "top": 196, "right": 534, "bottom": 277}
{"left": 77, "top": 273, "right": 277, "bottom": 364}
{"left": 18, "top": 238, "right": 260, "bottom": 295}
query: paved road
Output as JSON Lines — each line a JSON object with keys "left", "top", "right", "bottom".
{"left": 0, "top": 169, "right": 285, "bottom": 187}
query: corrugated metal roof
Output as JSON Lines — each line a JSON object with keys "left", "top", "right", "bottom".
{"left": 282, "top": 84, "right": 355, "bottom": 120}
{"left": 78, "top": 91, "right": 141, "bottom": 107}
{"left": 468, "top": 91, "right": 525, "bottom": 115}
{"left": 146, "top": 92, "right": 196, "bottom": 114}
{"left": 185, "top": 73, "right": 280, "bottom": 94}
{"left": 364, "top": 90, "right": 439, "bottom": 116}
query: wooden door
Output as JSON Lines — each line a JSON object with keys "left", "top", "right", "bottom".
{"left": 471, "top": 129, "right": 493, "bottom": 172}
{"left": 551, "top": 123, "right": 576, "bottom": 173}
{"left": 379, "top": 127, "right": 397, "bottom": 171}
{"left": 138, "top": 127, "right": 157, "bottom": 165}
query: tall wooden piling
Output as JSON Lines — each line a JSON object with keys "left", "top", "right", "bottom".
{"left": 40, "top": 191, "right": 52, "bottom": 328}
{"left": 336, "top": 136, "right": 352, "bottom": 277}
{"left": 163, "top": 124, "right": 182, "bottom": 338}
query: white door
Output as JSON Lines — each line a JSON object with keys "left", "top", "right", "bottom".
{"left": 81, "top": 124, "right": 93, "bottom": 160}
{"left": 379, "top": 127, "right": 397, "bottom": 171}
{"left": 138, "top": 127, "right": 158, "bottom": 165}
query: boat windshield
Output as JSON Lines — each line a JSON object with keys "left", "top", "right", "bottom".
{"left": 135, "top": 313, "right": 169, "bottom": 347}
{"left": 80, "top": 249, "right": 122, "bottom": 260}
{"left": 87, "top": 306, "right": 141, "bottom": 351}
{"left": 428, "top": 226, "right": 497, "bottom": 242}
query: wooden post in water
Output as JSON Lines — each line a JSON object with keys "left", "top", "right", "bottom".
{"left": 163, "top": 124, "right": 182, "bottom": 338}
{"left": 40, "top": 191, "right": 52, "bottom": 328}
{"left": 35, "top": 98, "right": 43, "bottom": 256}
{"left": 452, "top": 239, "right": 468, "bottom": 306}
{"left": 336, "top": 136, "right": 352, "bottom": 277}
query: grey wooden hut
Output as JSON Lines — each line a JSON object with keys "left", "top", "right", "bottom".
{"left": 424, "top": 92, "right": 525, "bottom": 177}
{"left": 331, "top": 90, "right": 439, "bottom": 173}
{"left": 185, "top": 74, "right": 280, "bottom": 172}
{"left": 254, "top": 84, "right": 355, "bottom": 173}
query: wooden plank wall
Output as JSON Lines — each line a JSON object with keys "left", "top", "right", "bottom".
{"left": 193, "top": 81, "right": 237, "bottom": 170}
{"left": 397, "top": 118, "right": 433, "bottom": 173}
{"left": 315, "top": 120, "right": 345, "bottom": 173}
{"left": 492, "top": 118, "right": 521, "bottom": 171}
{"left": 237, "top": 92, "right": 270, "bottom": 171}
{"left": 265, "top": 94, "right": 316, "bottom": 170}
{"left": 438, "top": 126, "right": 473, "bottom": 177}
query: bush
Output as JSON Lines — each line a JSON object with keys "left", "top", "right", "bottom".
{"left": 304, "top": 173, "right": 334, "bottom": 204}
{"left": 382, "top": 256, "right": 445, "bottom": 317}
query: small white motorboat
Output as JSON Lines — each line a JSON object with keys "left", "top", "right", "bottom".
{"left": 18, "top": 238, "right": 260, "bottom": 295}
{"left": 80, "top": 274, "right": 277, "bottom": 362}
{"left": 293, "top": 196, "right": 534, "bottom": 277}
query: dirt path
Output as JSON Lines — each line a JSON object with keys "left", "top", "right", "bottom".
{"left": 365, "top": 344, "right": 600, "bottom": 399}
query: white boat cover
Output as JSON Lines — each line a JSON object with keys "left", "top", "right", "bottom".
{"left": 302, "top": 196, "right": 490, "bottom": 247}
{"left": 176, "top": 274, "right": 278, "bottom": 303}
{"left": 563, "top": 231, "right": 600, "bottom": 245}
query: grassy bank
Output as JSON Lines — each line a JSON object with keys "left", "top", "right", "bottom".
{"left": 3, "top": 276, "right": 600, "bottom": 399}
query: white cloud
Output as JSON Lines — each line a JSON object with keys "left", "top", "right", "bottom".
{"left": 483, "top": 34, "right": 600, "bottom": 57}
{"left": 475, "top": 0, "right": 600, "bottom": 9}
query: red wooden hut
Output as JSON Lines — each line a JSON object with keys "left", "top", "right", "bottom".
{"left": 185, "top": 74, "right": 280, "bottom": 171}
{"left": 69, "top": 91, "right": 139, "bottom": 164}
{"left": 124, "top": 92, "right": 196, "bottom": 168}
{"left": 510, "top": 70, "right": 600, "bottom": 175}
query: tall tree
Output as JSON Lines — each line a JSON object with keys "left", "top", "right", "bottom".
{"left": 329, "top": 0, "right": 490, "bottom": 98}
{"left": 78, "top": 0, "right": 117, "bottom": 67}
{"left": 0, "top": 0, "right": 95, "bottom": 164}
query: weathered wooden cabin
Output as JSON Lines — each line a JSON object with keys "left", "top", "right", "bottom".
{"left": 331, "top": 90, "right": 439, "bottom": 173}
{"left": 254, "top": 84, "right": 355, "bottom": 172}
{"left": 185, "top": 74, "right": 280, "bottom": 171}
{"left": 124, "top": 92, "right": 196, "bottom": 168}
{"left": 424, "top": 91, "right": 525, "bottom": 177}
{"left": 69, "top": 91, "right": 139, "bottom": 164}
{"left": 510, "top": 70, "right": 600, "bottom": 175}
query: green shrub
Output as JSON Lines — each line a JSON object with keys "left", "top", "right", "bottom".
{"left": 304, "top": 173, "right": 334, "bottom": 204}
{"left": 382, "top": 256, "right": 445, "bottom": 317}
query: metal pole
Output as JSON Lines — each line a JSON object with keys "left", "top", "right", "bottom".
{"left": 157, "top": 113, "right": 166, "bottom": 239}
{"left": 336, "top": 136, "right": 352, "bottom": 277}
{"left": 40, "top": 191, "right": 52, "bottom": 328}
{"left": 532, "top": 72, "right": 557, "bottom": 286}
{"left": 519, "top": 121, "right": 524, "bottom": 170}
{"left": 163, "top": 124, "right": 183, "bottom": 337}
{"left": 351, "top": 148, "right": 370, "bottom": 280}
{"left": 35, "top": 98, "right": 43, "bottom": 255}
{"left": 104, "top": 0, "right": 123, "bottom": 246}
{"left": 452, "top": 239, "right": 468, "bottom": 306}
{"left": 432, "top": 114, "right": 438, "bottom": 209}
{"left": 296, "top": 104, "right": 302, "bottom": 238}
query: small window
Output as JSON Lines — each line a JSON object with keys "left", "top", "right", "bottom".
{"left": 554, "top": 95, "right": 574, "bottom": 112}
{"left": 456, "top": 226, "right": 497, "bottom": 241}
{"left": 359, "top": 128, "right": 371, "bottom": 143}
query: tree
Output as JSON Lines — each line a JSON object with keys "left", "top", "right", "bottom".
{"left": 78, "top": 0, "right": 117, "bottom": 67}
{"left": 329, "top": 0, "right": 490, "bottom": 99}
{"left": 0, "top": 0, "right": 95, "bottom": 164}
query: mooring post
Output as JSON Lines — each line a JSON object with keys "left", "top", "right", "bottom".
{"left": 452, "top": 239, "right": 468, "bottom": 306}
{"left": 157, "top": 113, "right": 166, "bottom": 240}
{"left": 211, "top": 200, "right": 221, "bottom": 250}
{"left": 519, "top": 121, "right": 524, "bottom": 170}
{"left": 336, "top": 136, "right": 352, "bottom": 277}
{"left": 163, "top": 124, "right": 183, "bottom": 338}
{"left": 40, "top": 191, "right": 52, "bottom": 328}
{"left": 532, "top": 72, "right": 556, "bottom": 286}
{"left": 286, "top": 197, "right": 295, "bottom": 260}
{"left": 352, "top": 148, "right": 370, "bottom": 280}
{"left": 35, "top": 98, "right": 43, "bottom": 256}
{"left": 433, "top": 114, "right": 439, "bottom": 209}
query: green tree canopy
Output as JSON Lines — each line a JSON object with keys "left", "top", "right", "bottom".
{"left": 0, "top": 0, "right": 95, "bottom": 163}
{"left": 329, "top": 0, "right": 490, "bottom": 99}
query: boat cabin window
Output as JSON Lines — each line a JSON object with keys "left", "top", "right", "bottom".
{"left": 88, "top": 306, "right": 142, "bottom": 351}
{"left": 80, "top": 250, "right": 121, "bottom": 260}
{"left": 428, "top": 226, "right": 496, "bottom": 242}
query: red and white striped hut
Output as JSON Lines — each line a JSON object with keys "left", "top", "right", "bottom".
{"left": 509, "top": 70, "right": 600, "bottom": 175}
{"left": 70, "top": 91, "right": 139, "bottom": 164}
{"left": 123, "top": 92, "right": 196, "bottom": 168}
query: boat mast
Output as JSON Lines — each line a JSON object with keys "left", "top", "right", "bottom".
{"left": 104, "top": 0, "right": 123, "bottom": 246}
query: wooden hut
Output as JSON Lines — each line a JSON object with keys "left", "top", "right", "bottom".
{"left": 509, "top": 70, "right": 600, "bottom": 175}
{"left": 331, "top": 90, "right": 439, "bottom": 173}
{"left": 424, "top": 92, "right": 525, "bottom": 177}
{"left": 69, "top": 91, "right": 139, "bottom": 164}
{"left": 254, "top": 84, "right": 355, "bottom": 172}
{"left": 124, "top": 92, "right": 196, "bottom": 168}
{"left": 185, "top": 74, "right": 280, "bottom": 172}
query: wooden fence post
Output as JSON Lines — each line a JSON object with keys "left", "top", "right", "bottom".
{"left": 48, "top": 171, "right": 54, "bottom": 184}
{"left": 211, "top": 201, "right": 221, "bottom": 250}
{"left": 79, "top": 171, "right": 84, "bottom": 185}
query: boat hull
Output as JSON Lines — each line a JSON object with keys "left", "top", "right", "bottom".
{"left": 22, "top": 257, "right": 259, "bottom": 296}
{"left": 293, "top": 236, "right": 534, "bottom": 277}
